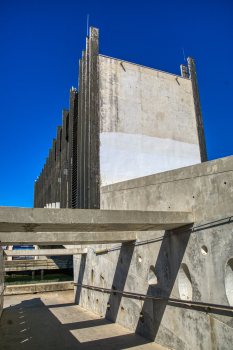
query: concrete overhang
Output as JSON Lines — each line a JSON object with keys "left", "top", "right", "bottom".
{"left": 0, "top": 207, "right": 194, "bottom": 232}
{"left": 4, "top": 248, "right": 88, "bottom": 256}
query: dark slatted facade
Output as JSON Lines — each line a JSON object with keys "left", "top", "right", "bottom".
{"left": 34, "top": 27, "right": 100, "bottom": 209}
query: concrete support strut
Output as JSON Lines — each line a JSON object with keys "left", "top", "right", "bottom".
{"left": 4, "top": 248, "right": 88, "bottom": 256}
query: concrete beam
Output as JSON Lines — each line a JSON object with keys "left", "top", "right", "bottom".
{"left": 0, "top": 231, "right": 137, "bottom": 245}
{"left": 4, "top": 248, "right": 88, "bottom": 256}
{"left": 0, "top": 207, "right": 193, "bottom": 232}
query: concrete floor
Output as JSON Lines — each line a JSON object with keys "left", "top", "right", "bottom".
{"left": 0, "top": 291, "right": 168, "bottom": 350}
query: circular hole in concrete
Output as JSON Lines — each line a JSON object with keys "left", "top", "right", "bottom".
{"left": 96, "top": 299, "right": 99, "bottom": 306}
{"left": 138, "top": 255, "right": 142, "bottom": 263}
{"left": 178, "top": 263, "right": 192, "bottom": 300}
{"left": 201, "top": 246, "right": 208, "bottom": 255}
{"left": 148, "top": 266, "right": 157, "bottom": 285}
{"left": 225, "top": 258, "right": 233, "bottom": 306}
{"left": 139, "top": 312, "right": 144, "bottom": 323}
{"left": 224, "top": 182, "right": 227, "bottom": 185}
{"left": 121, "top": 307, "right": 125, "bottom": 317}
{"left": 193, "top": 196, "right": 195, "bottom": 198}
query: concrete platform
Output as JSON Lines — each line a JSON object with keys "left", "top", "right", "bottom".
{"left": 0, "top": 291, "right": 168, "bottom": 350}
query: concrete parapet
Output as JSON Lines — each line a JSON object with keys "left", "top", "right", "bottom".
{"left": 74, "top": 156, "right": 233, "bottom": 350}
{"left": 4, "top": 281, "right": 74, "bottom": 295}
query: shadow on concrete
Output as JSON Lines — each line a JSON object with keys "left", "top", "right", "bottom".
{"left": 135, "top": 228, "right": 192, "bottom": 341}
{"left": 0, "top": 295, "right": 158, "bottom": 350}
{"left": 75, "top": 253, "right": 86, "bottom": 304}
{"left": 105, "top": 243, "right": 135, "bottom": 322}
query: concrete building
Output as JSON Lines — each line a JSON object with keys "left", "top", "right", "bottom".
{"left": 34, "top": 26, "right": 207, "bottom": 210}
{"left": 1, "top": 27, "right": 232, "bottom": 349}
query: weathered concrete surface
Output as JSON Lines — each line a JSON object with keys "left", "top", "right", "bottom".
{"left": 187, "top": 57, "right": 207, "bottom": 162}
{"left": 0, "top": 290, "right": 168, "bottom": 349}
{"left": 4, "top": 282, "right": 74, "bottom": 295}
{"left": 0, "top": 247, "right": 4, "bottom": 318}
{"left": 74, "top": 156, "right": 233, "bottom": 350}
{"left": 4, "top": 248, "right": 87, "bottom": 256}
{"left": 0, "top": 207, "right": 193, "bottom": 232}
{"left": 99, "top": 55, "right": 201, "bottom": 186}
{"left": 5, "top": 258, "right": 73, "bottom": 272}
{"left": 0, "top": 231, "right": 137, "bottom": 246}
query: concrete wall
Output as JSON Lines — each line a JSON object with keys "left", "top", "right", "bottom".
{"left": 74, "top": 155, "right": 233, "bottom": 349}
{"left": 0, "top": 246, "right": 4, "bottom": 318}
{"left": 99, "top": 56, "right": 201, "bottom": 186}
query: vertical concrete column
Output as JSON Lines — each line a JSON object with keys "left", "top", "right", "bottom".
{"left": 7, "top": 246, "right": 13, "bottom": 261}
{"left": 33, "top": 179, "right": 38, "bottom": 208}
{"left": 84, "top": 36, "right": 90, "bottom": 209}
{"left": 37, "top": 169, "right": 44, "bottom": 208}
{"left": 71, "top": 90, "right": 78, "bottom": 208}
{"left": 68, "top": 88, "right": 78, "bottom": 208}
{"left": 77, "top": 59, "right": 83, "bottom": 209}
{"left": 34, "top": 245, "right": 39, "bottom": 260}
{"left": 180, "top": 64, "right": 189, "bottom": 78}
{"left": 51, "top": 139, "right": 57, "bottom": 206}
{"left": 187, "top": 57, "right": 208, "bottom": 162}
{"left": 89, "top": 27, "right": 100, "bottom": 209}
{"left": 56, "top": 126, "right": 62, "bottom": 208}
{"left": 40, "top": 164, "right": 46, "bottom": 208}
{"left": 48, "top": 149, "right": 52, "bottom": 206}
{"left": 44, "top": 161, "right": 48, "bottom": 207}
{"left": 60, "top": 110, "right": 69, "bottom": 208}
{"left": 80, "top": 50, "right": 86, "bottom": 209}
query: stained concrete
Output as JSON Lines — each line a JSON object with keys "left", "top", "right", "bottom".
{"left": 0, "top": 291, "right": 168, "bottom": 350}
{"left": 74, "top": 155, "right": 233, "bottom": 350}
{"left": 4, "top": 248, "right": 87, "bottom": 256}
{"left": 0, "top": 207, "right": 193, "bottom": 232}
{"left": 99, "top": 55, "right": 201, "bottom": 186}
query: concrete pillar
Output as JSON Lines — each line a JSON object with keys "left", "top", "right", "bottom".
{"left": 34, "top": 245, "right": 39, "bottom": 260}
{"left": 180, "top": 64, "right": 189, "bottom": 78}
{"left": 187, "top": 57, "right": 208, "bottom": 162}
{"left": 7, "top": 246, "right": 12, "bottom": 261}
{"left": 89, "top": 27, "right": 100, "bottom": 209}
{"left": 68, "top": 88, "right": 78, "bottom": 208}
{"left": 84, "top": 36, "right": 90, "bottom": 209}
{"left": 60, "top": 109, "right": 69, "bottom": 208}
{"left": 56, "top": 126, "right": 62, "bottom": 208}
{"left": 77, "top": 58, "right": 83, "bottom": 209}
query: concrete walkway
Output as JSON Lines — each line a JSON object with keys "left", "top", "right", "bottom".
{"left": 0, "top": 291, "right": 168, "bottom": 350}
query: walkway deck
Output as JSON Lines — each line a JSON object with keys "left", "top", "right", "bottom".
{"left": 0, "top": 291, "right": 167, "bottom": 350}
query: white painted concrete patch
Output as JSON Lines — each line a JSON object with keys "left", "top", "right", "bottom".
{"left": 100, "top": 132, "right": 201, "bottom": 186}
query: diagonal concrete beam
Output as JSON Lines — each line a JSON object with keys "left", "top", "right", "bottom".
{"left": 0, "top": 231, "right": 137, "bottom": 245}
{"left": 4, "top": 248, "right": 88, "bottom": 256}
{"left": 0, "top": 207, "right": 193, "bottom": 232}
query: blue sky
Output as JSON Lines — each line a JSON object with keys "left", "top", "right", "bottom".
{"left": 0, "top": 0, "right": 232, "bottom": 207}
